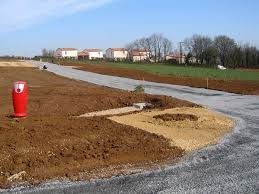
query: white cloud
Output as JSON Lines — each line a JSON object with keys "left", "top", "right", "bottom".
{"left": 0, "top": 0, "right": 114, "bottom": 31}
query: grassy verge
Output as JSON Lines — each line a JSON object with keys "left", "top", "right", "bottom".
{"left": 105, "top": 62, "right": 259, "bottom": 81}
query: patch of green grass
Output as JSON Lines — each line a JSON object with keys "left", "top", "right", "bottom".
{"left": 105, "top": 62, "right": 259, "bottom": 81}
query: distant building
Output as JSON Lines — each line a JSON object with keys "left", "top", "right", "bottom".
{"left": 130, "top": 49, "right": 150, "bottom": 62}
{"left": 54, "top": 48, "right": 78, "bottom": 59}
{"left": 189, "top": 56, "right": 197, "bottom": 64}
{"left": 106, "top": 48, "right": 128, "bottom": 60}
{"left": 80, "top": 49, "right": 103, "bottom": 60}
{"left": 166, "top": 53, "right": 186, "bottom": 64}
{"left": 78, "top": 51, "right": 89, "bottom": 60}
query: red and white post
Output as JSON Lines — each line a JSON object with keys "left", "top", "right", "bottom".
{"left": 12, "top": 81, "right": 28, "bottom": 117}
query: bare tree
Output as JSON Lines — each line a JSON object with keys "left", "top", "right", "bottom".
{"left": 192, "top": 35, "right": 213, "bottom": 64}
{"left": 48, "top": 50, "right": 55, "bottom": 57}
{"left": 138, "top": 37, "right": 152, "bottom": 58}
{"left": 126, "top": 33, "right": 173, "bottom": 62}
{"left": 149, "top": 33, "right": 168, "bottom": 62}
{"left": 156, "top": 34, "right": 164, "bottom": 62}
{"left": 214, "top": 35, "right": 236, "bottom": 67}
{"left": 183, "top": 38, "right": 193, "bottom": 54}
{"left": 162, "top": 38, "right": 172, "bottom": 61}
{"left": 42, "top": 48, "right": 48, "bottom": 57}
{"left": 125, "top": 42, "right": 135, "bottom": 51}
{"left": 203, "top": 46, "right": 218, "bottom": 67}
{"left": 41, "top": 48, "right": 55, "bottom": 57}
{"left": 183, "top": 35, "right": 213, "bottom": 64}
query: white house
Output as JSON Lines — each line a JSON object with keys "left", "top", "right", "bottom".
{"left": 54, "top": 48, "right": 78, "bottom": 59}
{"left": 106, "top": 48, "right": 128, "bottom": 60}
{"left": 130, "top": 49, "right": 150, "bottom": 62}
{"left": 166, "top": 53, "right": 199, "bottom": 64}
{"left": 166, "top": 53, "right": 186, "bottom": 64}
{"left": 82, "top": 49, "right": 103, "bottom": 60}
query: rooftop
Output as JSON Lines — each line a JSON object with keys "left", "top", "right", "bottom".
{"left": 108, "top": 48, "right": 128, "bottom": 52}
{"left": 83, "top": 49, "right": 102, "bottom": 52}
{"left": 57, "top": 48, "right": 77, "bottom": 51}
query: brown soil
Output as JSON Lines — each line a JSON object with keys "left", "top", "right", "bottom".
{"left": 153, "top": 114, "right": 198, "bottom": 121}
{"left": 0, "top": 61, "right": 35, "bottom": 67}
{"left": 59, "top": 61, "right": 259, "bottom": 95}
{"left": 0, "top": 67, "right": 198, "bottom": 188}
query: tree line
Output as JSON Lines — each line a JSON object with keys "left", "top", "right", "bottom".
{"left": 127, "top": 33, "right": 259, "bottom": 68}
{"left": 41, "top": 48, "right": 55, "bottom": 57}
{"left": 184, "top": 34, "right": 259, "bottom": 68}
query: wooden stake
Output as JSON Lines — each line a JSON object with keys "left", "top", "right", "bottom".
{"left": 206, "top": 77, "right": 209, "bottom": 89}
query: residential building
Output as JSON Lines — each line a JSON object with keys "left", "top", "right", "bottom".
{"left": 78, "top": 51, "right": 89, "bottom": 60}
{"left": 81, "top": 49, "right": 103, "bottom": 60}
{"left": 189, "top": 56, "right": 197, "bottom": 64}
{"left": 130, "top": 49, "right": 150, "bottom": 62}
{"left": 106, "top": 48, "right": 128, "bottom": 60}
{"left": 166, "top": 53, "right": 186, "bottom": 64}
{"left": 54, "top": 48, "right": 78, "bottom": 59}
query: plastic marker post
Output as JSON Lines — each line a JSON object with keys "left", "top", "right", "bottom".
{"left": 12, "top": 81, "right": 28, "bottom": 117}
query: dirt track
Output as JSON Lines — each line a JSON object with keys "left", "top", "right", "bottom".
{"left": 0, "top": 67, "right": 199, "bottom": 188}
{"left": 59, "top": 61, "right": 259, "bottom": 95}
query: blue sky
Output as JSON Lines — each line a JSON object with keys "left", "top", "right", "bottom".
{"left": 0, "top": 0, "right": 258, "bottom": 56}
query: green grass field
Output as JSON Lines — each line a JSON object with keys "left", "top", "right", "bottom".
{"left": 104, "top": 62, "right": 259, "bottom": 81}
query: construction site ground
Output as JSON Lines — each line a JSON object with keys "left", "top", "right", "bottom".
{"left": 0, "top": 62, "right": 233, "bottom": 189}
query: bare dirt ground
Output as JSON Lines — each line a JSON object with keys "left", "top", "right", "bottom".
{"left": 110, "top": 107, "right": 234, "bottom": 152}
{"left": 0, "top": 61, "right": 35, "bottom": 67}
{"left": 59, "top": 61, "right": 259, "bottom": 95}
{"left": 0, "top": 66, "right": 199, "bottom": 188}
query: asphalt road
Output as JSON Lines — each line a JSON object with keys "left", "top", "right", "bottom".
{"left": 3, "top": 61, "right": 259, "bottom": 193}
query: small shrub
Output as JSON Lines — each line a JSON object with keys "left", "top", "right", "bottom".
{"left": 134, "top": 85, "right": 145, "bottom": 93}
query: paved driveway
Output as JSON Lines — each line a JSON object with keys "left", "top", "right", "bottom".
{"left": 4, "top": 61, "right": 259, "bottom": 193}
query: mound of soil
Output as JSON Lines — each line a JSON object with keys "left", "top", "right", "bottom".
{"left": 59, "top": 61, "right": 259, "bottom": 95}
{"left": 153, "top": 113, "right": 198, "bottom": 121}
{"left": 0, "top": 67, "right": 193, "bottom": 188}
{"left": 110, "top": 107, "right": 233, "bottom": 152}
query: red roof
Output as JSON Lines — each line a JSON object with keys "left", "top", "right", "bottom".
{"left": 78, "top": 51, "right": 89, "bottom": 56}
{"left": 83, "top": 49, "right": 102, "bottom": 52}
{"left": 131, "top": 52, "right": 148, "bottom": 56}
{"left": 131, "top": 49, "right": 149, "bottom": 56}
{"left": 132, "top": 48, "right": 149, "bottom": 52}
{"left": 57, "top": 48, "right": 77, "bottom": 51}
{"left": 108, "top": 48, "right": 128, "bottom": 51}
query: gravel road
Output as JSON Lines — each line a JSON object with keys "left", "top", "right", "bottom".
{"left": 4, "top": 61, "right": 259, "bottom": 194}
